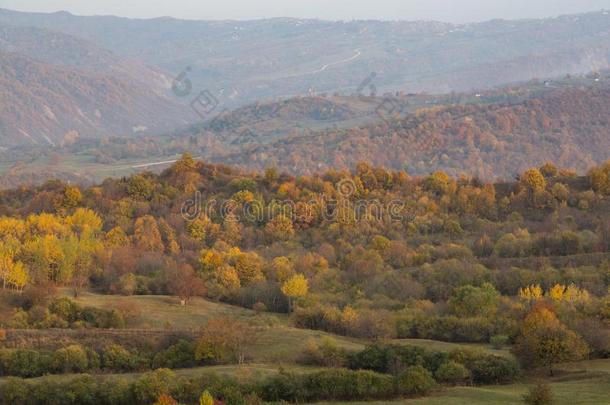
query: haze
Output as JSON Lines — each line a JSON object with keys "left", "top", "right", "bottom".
{"left": 2, "top": 0, "right": 610, "bottom": 22}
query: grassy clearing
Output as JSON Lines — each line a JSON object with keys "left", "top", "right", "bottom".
{"left": 393, "top": 338, "right": 512, "bottom": 357}
{"left": 68, "top": 290, "right": 285, "bottom": 329}
{"left": 65, "top": 290, "right": 364, "bottom": 363}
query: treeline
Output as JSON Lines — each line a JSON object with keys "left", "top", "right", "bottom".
{"left": 0, "top": 341, "right": 521, "bottom": 405}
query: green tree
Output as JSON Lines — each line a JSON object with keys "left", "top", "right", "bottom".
{"left": 448, "top": 283, "right": 499, "bottom": 317}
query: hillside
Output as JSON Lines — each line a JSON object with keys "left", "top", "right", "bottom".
{"left": 0, "top": 24, "right": 196, "bottom": 148}
{"left": 1, "top": 9, "right": 609, "bottom": 104}
{"left": 0, "top": 50, "right": 194, "bottom": 148}
{"left": 0, "top": 156, "right": 608, "bottom": 404}
{"left": 209, "top": 77, "right": 610, "bottom": 179}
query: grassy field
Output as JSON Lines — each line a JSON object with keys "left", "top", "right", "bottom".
{"left": 57, "top": 291, "right": 610, "bottom": 404}
{"left": 66, "top": 291, "right": 513, "bottom": 363}
{"left": 65, "top": 290, "right": 365, "bottom": 363}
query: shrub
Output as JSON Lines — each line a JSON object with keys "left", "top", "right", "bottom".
{"left": 131, "top": 368, "right": 177, "bottom": 404}
{"left": 523, "top": 383, "right": 554, "bottom": 405}
{"left": 259, "top": 369, "right": 396, "bottom": 402}
{"left": 299, "top": 338, "right": 347, "bottom": 368}
{"left": 469, "top": 355, "right": 520, "bottom": 384}
{"left": 434, "top": 361, "right": 470, "bottom": 385}
{"left": 7, "top": 349, "right": 53, "bottom": 378}
{"left": 52, "top": 345, "right": 89, "bottom": 373}
{"left": 303, "top": 369, "right": 396, "bottom": 401}
{"left": 490, "top": 334, "right": 509, "bottom": 349}
{"left": 1, "top": 377, "right": 29, "bottom": 404}
{"left": 348, "top": 344, "right": 449, "bottom": 375}
{"left": 397, "top": 365, "right": 437, "bottom": 396}
{"left": 102, "top": 344, "right": 137, "bottom": 371}
{"left": 152, "top": 340, "right": 197, "bottom": 369}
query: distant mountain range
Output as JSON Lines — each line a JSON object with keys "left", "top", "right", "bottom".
{"left": 0, "top": 8, "right": 608, "bottom": 179}
{"left": 2, "top": 9, "right": 609, "bottom": 101}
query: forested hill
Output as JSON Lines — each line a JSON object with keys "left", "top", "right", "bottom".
{"left": 212, "top": 80, "right": 610, "bottom": 179}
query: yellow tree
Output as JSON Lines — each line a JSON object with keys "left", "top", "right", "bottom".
{"left": 520, "top": 168, "right": 547, "bottom": 205}
{"left": 281, "top": 274, "right": 309, "bottom": 313}
{"left": 133, "top": 215, "right": 164, "bottom": 252}
{"left": 23, "top": 234, "right": 64, "bottom": 283}
{"left": 7, "top": 261, "right": 28, "bottom": 291}
{"left": 264, "top": 215, "right": 295, "bottom": 242}
{"left": 105, "top": 227, "right": 130, "bottom": 248}
{"left": 199, "top": 390, "right": 214, "bottom": 405}
{"left": 547, "top": 284, "right": 566, "bottom": 301}
{"left": 0, "top": 238, "right": 20, "bottom": 289}
{"left": 66, "top": 208, "right": 102, "bottom": 238}
{"left": 512, "top": 306, "right": 588, "bottom": 376}
{"left": 519, "top": 284, "right": 543, "bottom": 301}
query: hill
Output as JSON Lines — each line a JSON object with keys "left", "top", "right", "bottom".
{"left": 209, "top": 77, "right": 610, "bottom": 179}
{"left": 0, "top": 24, "right": 195, "bottom": 148}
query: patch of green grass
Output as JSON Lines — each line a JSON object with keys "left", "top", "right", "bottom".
{"left": 315, "top": 376, "right": 610, "bottom": 405}
{"left": 68, "top": 290, "right": 285, "bottom": 329}
{"left": 65, "top": 290, "right": 364, "bottom": 363}
{"left": 393, "top": 338, "right": 512, "bottom": 357}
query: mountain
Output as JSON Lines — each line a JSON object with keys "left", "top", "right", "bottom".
{"left": 0, "top": 24, "right": 170, "bottom": 89}
{"left": 1, "top": 8, "right": 609, "bottom": 105}
{"left": 0, "top": 24, "right": 195, "bottom": 148}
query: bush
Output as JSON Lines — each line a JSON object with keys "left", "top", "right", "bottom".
{"left": 490, "top": 334, "right": 509, "bottom": 349}
{"left": 434, "top": 361, "right": 470, "bottom": 385}
{"left": 6, "top": 349, "right": 53, "bottom": 378}
{"left": 102, "top": 344, "right": 137, "bottom": 371}
{"left": 304, "top": 369, "right": 396, "bottom": 401}
{"left": 348, "top": 344, "right": 449, "bottom": 375}
{"left": 52, "top": 345, "right": 89, "bottom": 373}
{"left": 1, "top": 377, "right": 29, "bottom": 404}
{"left": 469, "top": 355, "right": 520, "bottom": 385}
{"left": 523, "top": 383, "right": 554, "bottom": 405}
{"left": 397, "top": 365, "right": 437, "bottom": 396}
{"left": 131, "top": 368, "right": 177, "bottom": 404}
{"left": 152, "top": 340, "right": 197, "bottom": 369}
{"left": 259, "top": 369, "right": 396, "bottom": 402}
{"left": 299, "top": 338, "right": 347, "bottom": 368}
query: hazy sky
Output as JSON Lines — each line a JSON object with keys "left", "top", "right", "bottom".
{"left": 1, "top": 0, "right": 609, "bottom": 22}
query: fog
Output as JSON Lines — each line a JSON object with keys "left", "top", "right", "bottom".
{"left": 3, "top": 0, "right": 610, "bottom": 22}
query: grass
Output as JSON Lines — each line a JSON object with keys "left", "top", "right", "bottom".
{"left": 68, "top": 290, "right": 284, "bottom": 329}
{"left": 393, "top": 338, "right": 512, "bottom": 358}
{"left": 64, "top": 290, "right": 364, "bottom": 363}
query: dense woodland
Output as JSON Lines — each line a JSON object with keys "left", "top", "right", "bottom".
{"left": 214, "top": 84, "right": 610, "bottom": 178}
{"left": 0, "top": 155, "right": 608, "bottom": 403}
